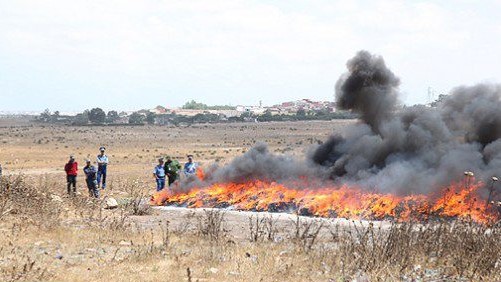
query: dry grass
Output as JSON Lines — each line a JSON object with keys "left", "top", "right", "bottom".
{"left": 0, "top": 121, "right": 500, "bottom": 281}
{"left": 0, "top": 176, "right": 500, "bottom": 281}
{"left": 0, "top": 121, "right": 347, "bottom": 179}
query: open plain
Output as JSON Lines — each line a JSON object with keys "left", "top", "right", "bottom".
{"left": 1, "top": 120, "right": 500, "bottom": 281}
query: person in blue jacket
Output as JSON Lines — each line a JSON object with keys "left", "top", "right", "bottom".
{"left": 153, "top": 158, "right": 166, "bottom": 191}
{"left": 83, "top": 159, "right": 99, "bottom": 198}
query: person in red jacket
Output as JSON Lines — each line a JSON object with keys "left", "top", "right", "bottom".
{"left": 64, "top": 155, "right": 78, "bottom": 195}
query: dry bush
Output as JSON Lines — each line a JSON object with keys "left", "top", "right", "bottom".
{"left": 0, "top": 175, "right": 62, "bottom": 228}
{"left": 325, "top": 221, "right": 501, "bottom": 280}
{"left": 171, "top": 211, "right": 196, "bottom": 235}
{"left": 101, "top": 204, "right": 132, "bottom": 231}
{"left": 248, "top": 214, "right": 278, "bottom": 242}
{"left": 195, "top": 209, "right": 227, "bottom": 241}
{"left": 289, "top": 216, "right": 325, "bottom": 252}
{"left": 121, "top": 178, "right": 152, "bottom": 216}
{"left": 0, "top": 252, "right": 50, "bottom": 282}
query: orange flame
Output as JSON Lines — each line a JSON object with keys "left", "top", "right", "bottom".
{"left": 196, "top": 167, "right": 205, "bottom": 181}
{"left": 150, "top": 178, "right": 499, "bottom": 224}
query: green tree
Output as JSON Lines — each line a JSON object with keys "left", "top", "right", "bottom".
{"left": 129, "top": 112, "right": 145, "bottom": 124}
{"left": 296, "top": 108, "right": 306, "bottom": 117}
{"left": 258, "top": 110, "right": 273, "bottom": 122}
{"left": 182, "top": 100, "right": 208, "bottom": 110}
{"left": 107, "top": 110, "right": 119, "bottom": 123}
{"left": 50, "top": 111, "right": 60, "bottom": 122}
{"left": 73, "top": 110, "right": 90, "bottom": 125}
{"left": 39, "top": 109, "right": 51, "bottom": 122}
{"left": 146, "top": 112, "right": 156, "bottom": 124}
{"left": 89, "top": 108, "right": 106, "bottom": 124}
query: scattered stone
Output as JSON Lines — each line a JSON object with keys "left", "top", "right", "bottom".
{"left": 55, "top": 254, "right": 63, "bottom": 260}
{"left": 352, "top": 273, "right": 369, "bottom": 282}
{"left": 279, "top": 250, "right": 288, "bottom": 256}
{"left": 51, "top": 195, "right": 63, "bottom": 203}
{"left": 119, "top": 240, "right": 131, "bottom": 246}
{"left": 105, "top": 197, "right": 118, "bottom": 209}
{"left": 208, "top": 267, "right": 219, "bottom": 274}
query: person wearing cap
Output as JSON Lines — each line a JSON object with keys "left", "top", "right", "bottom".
{"left": 184, "top": 155, "right": 197, "bottom": 176}
{"left": 164, "top": 156, "right": 181, "bottom": 186}
{"left": 83, "top": 159, "right": 99, "bottom": 198}
{"left": 96, "top": 146, "right": 109, "bottom": 189}
{"left": 153, "top": 158, "right": 166, "bottom": 191}
{"left": 64, "top": 155, "right": 78, "bottom": 195}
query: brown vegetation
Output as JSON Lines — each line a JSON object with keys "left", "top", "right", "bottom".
{"left": 0, "top": 121, "right": 500, "bottom": 281}
{"left": 0, "top": 175, "right": 500, "bottom": 281}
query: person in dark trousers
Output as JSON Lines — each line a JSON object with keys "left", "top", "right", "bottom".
{"left": 153, "top": 158, "right": 166, "bottom": 191}
{"left": 83, "top": 159, "right": 99, "bottom": 198}
{"left": 64, "top": 155, "right": 78, "bottom": 195}
{"left": 96, "top": 146, "right": 108, "bottom": 189}
{"left": 164, "top": 156, "right": 181, "bottom": 186}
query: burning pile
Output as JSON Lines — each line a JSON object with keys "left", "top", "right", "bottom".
{"left": 151, "top": 176, "right": 500, "bottom": 224}
{"left": 151, "top": 51, "right": 501, "bottom": 224}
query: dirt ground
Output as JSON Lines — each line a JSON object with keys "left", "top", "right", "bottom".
{"left": 1, "top": 119, "right": 500, "bottom": 281}
{"left": 0, "top": 120, "right": 352, "bottom": 182}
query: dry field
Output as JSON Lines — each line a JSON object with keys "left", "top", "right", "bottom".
{"left": 0, "top": 120, "right": 350, "bottom": 178}
{"left": 1, "top": 119, "right": 500, "bottom": 281}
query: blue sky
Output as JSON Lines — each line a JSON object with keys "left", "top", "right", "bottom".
{"left": 1, "top": 0, "right": 500, "bottom": 112}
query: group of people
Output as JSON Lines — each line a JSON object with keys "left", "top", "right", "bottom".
{"left": 153, "top": 154, "right": 197, "bottom": 191}
{"left": 64, "top": 146, "right": 198, "bottom": 197}
{"left": 64, "top": 146, "right": 108, "bottom": 198}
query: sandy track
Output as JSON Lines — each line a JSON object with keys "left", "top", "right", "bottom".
{"left": 132, "top": 206, "right": 393, "bottom": 241}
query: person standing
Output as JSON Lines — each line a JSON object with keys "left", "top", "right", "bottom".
{"left": 184, "top": 155, "right": 197, "bottom": 176}
{"left": 153, "top": 158, "right": 166, "bottom": 191}
{"left": 164, "top": 156, "right": 181, "bottom": 186}
{"left": 64, "top": 155, "right": 78, "bottom": 195}
{"left": 96, "top": 146, "right": 108, "bottom": 189}
{"left": 83, "top": 159, "right": 99, "bottom": 198}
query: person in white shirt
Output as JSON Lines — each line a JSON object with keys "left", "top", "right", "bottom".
{"left": 96, "top": 146, "right": 109, "bottom": 189}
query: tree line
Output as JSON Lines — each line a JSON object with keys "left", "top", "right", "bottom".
{"left": 181, "top": 100, "right": 236, "bottom": 110}
{"left": 36, "top": 107, "right": 356, "bottom": 126}
{"left": 37, "top": 108, "right": 156, "bottom": 125}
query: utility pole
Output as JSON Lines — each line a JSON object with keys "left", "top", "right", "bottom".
{"left": 427, "top": 87, "right": 435, "bottom": 105}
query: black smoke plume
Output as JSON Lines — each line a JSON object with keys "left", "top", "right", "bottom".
{"left": 177, "top": 50, "right": 501, "bottom": 197}
{"left": 335, "top": 50, "right": 400, "bottom": 132}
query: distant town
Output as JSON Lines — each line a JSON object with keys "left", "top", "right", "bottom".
{"left": 0, "top": 94, "right": 449, "bottom": 126}
{"left": 1, "top": 98, "right": 357, "bottom": 126}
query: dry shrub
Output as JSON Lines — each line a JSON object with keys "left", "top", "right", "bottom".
{"left": 0, "top": 175, "right": 61, "bottom": 228}
{"left": 327, "top": 221, "right": 501, "bottom": 280}
{"left": 196, "top": 209, "right": 227, "bottom": 241}
{"left": 0, "top": 253, "right": 50, "bottom": 282}
{"left": 121, "top": 178, "right": 152, "bottom": 216}
{"left": 248, "top": 214, "right": 278, "bottom": 242}
{"left": 172, "top": 211, "right": 196, "bottom": 235}
{"left": 290, "top": 216, "right": 324, "bottom": 252}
